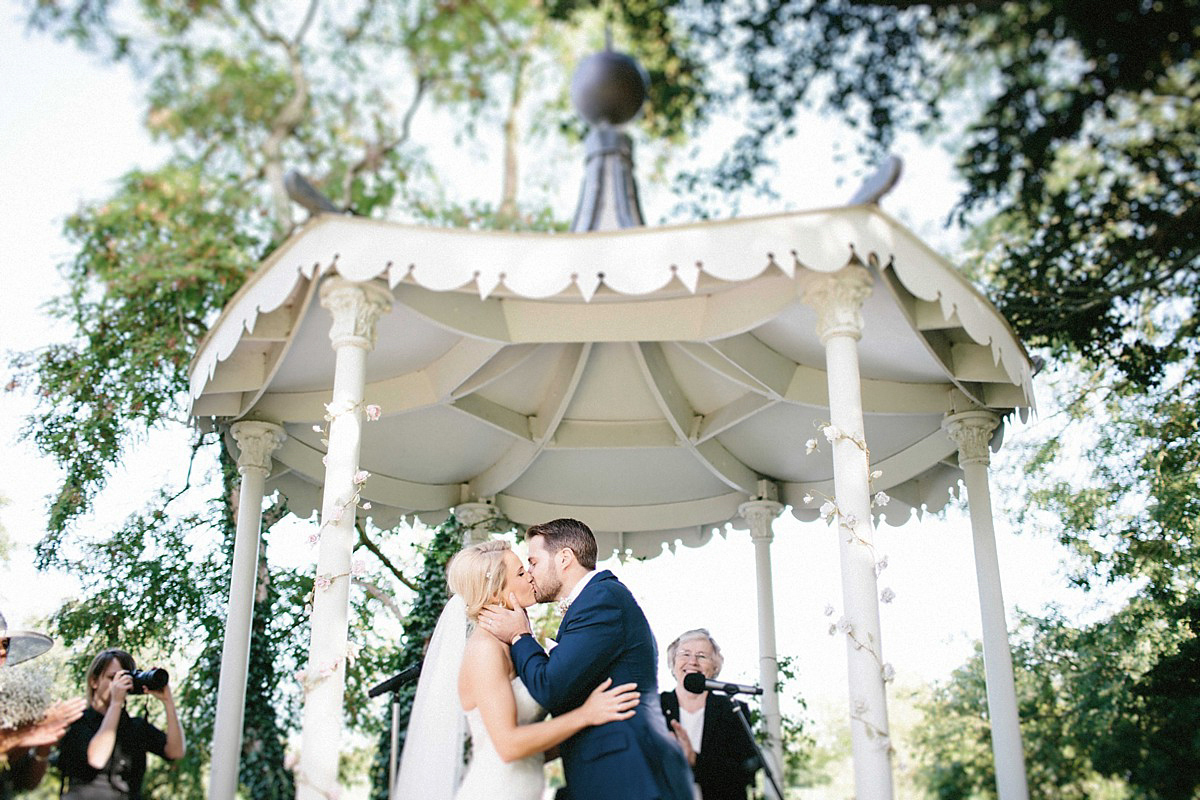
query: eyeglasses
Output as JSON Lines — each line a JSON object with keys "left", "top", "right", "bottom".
{"left": 675, "top": 650, "right": 712, "bottom": 663}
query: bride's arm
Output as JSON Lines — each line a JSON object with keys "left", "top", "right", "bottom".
{"left": 467, "top": 639, "right": 638, "bottom": 763}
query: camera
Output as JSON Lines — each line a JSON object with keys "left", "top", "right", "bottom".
{"left": 126, "top": 668, "right": 169, "bottom": 694}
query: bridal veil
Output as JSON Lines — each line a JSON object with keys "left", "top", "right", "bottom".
{"left": 393, "top": 592, "right": 469, "bottom": 799}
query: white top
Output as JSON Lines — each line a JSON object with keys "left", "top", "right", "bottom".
{"left": 679, "top": 705, "right": 706, "bottom": 800}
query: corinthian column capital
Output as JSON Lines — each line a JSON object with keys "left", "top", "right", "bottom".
{"left": 739, "top": 499, "right": 784, "bottom": 544}
{"left": 319, "top": 278, "right": 393, "bottom": 351}
{"left": 800, "top": 265, "right": 874, "bottom": 343}
{"left": 943, "top": 410, "right": 1001, "bottom": 467}
{"left": 231, "top": 421, "right": 287, "bottom": 478}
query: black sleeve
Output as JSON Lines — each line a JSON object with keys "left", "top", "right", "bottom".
{"left": 691, "top": 697, "right": 758, "bottom": 791}
{"left": 55, "top": 716, "right": 100, "bottom": 781}
{"left": 135, "top": 717, "right": 169, "bottom": 759}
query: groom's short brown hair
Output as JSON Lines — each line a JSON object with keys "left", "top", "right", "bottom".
{"left": 526, "top": 518, "right": 598, "bottom": 570}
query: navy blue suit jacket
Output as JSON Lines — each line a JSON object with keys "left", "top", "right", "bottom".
{"left": 511, "top": 570, "right": 693, "bottom": 800}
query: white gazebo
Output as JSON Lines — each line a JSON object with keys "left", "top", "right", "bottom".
{"left": 189, "top": 53, "right": 1034, "bottom": 800}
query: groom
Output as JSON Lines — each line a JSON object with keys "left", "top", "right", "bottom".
{"left": 479, "top": 518, "right": 692, "bottom": 800}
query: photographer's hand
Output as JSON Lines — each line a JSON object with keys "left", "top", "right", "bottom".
{"left": 149, "top": 673, "right": 186, "bottom": 760}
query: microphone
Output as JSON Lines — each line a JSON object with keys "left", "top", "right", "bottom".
{"left": 368, "top": 664, "right": 421, "bottom": 698}
{"left": 683, "top": 672, "right": 763, "bottom": 696}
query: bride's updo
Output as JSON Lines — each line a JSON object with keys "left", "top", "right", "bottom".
{"left": 446, "top": 540, "right": 511, "bottom": 621}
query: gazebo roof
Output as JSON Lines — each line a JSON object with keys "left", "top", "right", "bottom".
{"left": 188, "top": 204, "right": 1033, "bottom": 558}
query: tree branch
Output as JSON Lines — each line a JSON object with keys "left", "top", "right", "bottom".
{"left": 356, "top": 521, "right": 417, "bottom": 591}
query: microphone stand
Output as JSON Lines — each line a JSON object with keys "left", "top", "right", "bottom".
{"left": 729, "top": 700, "right": 784, "bottom": 800}
{"left": 388, "top": 691, "right": 400, "bottom": 800}
{"left": 369, "top": 665, "right": 420, "bottom": 800}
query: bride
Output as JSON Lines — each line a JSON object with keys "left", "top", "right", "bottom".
{"left": 394, "top": 539, "right": 639, "bottom": 799}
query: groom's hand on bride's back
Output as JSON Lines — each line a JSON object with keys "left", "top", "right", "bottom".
{"left": 479, "top": 593, "right": 533, "bottom": 644}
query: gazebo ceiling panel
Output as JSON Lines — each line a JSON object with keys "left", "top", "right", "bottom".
{"left": 501, "top": 449, "right": 735, "bottom": 507}
{"left": 662, "top": 341, "right": 770, "bottom": 415}
{"left": 751, "top": 290, "right": 948, "bottom": 384}
{"left": 267, "top": 300, "right": 461, "bottom": 393}
{"left": 559, "top": 342, "right": 666, "bottom": 421}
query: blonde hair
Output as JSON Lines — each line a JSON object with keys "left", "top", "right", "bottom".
{"left": 446, "top": 540, "right": 512, "bottom": 621}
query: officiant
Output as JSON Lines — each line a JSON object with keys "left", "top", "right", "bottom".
{"left": 660, "top": 629, "right": 759, "bottom": 800}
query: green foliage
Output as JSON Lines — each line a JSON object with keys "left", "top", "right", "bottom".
{"left": 11, "top": 164, "right": 261, "bottom": 547}
{"left": 913, "top": 598, "right": 1199, "bottom": 800}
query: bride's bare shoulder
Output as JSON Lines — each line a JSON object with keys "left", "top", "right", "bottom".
{"left": 461, "top": 629, "right": 509, "bottom": 668}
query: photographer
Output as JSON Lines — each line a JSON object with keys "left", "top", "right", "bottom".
{"left": 56, "top": 649, "right": 184, "bottom": 800}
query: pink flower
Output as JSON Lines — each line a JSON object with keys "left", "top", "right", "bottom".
{"left": 365, "top": 404, "right": 382, "bottom": 421}
{"left": 353, "top": 470, "right": 370, "bottom": 485}
{"left": 283, "top": 752, "right": 298, "bottom": 770}
{"left": 327, "top": 506, "right": 344, "bottom": 524}
{"left": 351, "top": 559, "right": 366, "bottom": 577}
{"left": 361, "top": 501, "right": 372, "bottom": 510}
{"left": 315, "top": 574, "right": 332, "bottom": 591}
{"left": 306, "top": 532, "right": 320, "bottom": 546}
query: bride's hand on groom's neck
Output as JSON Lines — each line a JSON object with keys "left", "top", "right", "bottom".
{"left": 479, "top": 593, "right": 533, "bottom": 645}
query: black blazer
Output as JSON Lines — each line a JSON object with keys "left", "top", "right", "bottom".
{"left": 661, "top": 690, "right": 759, "bottom": 800}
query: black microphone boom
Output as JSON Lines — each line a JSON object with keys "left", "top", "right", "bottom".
{"left": 682, "top": 672, "right": 763, "bottom": 696}
{"left": 368, "top": 664, "right": 421, "bottom": 698}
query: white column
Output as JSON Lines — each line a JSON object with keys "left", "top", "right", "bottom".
{"left": 297, "top": 279, "right": 392, "bottom": 800}
{"left": 943, "top": 410, "right": 1030, "bottom": 800}
{"left": 738, "top": 498, "right": 785, "bottom": 798}
{"left": 209, "top": 421, "right": 286, "bottom": 800}
{"left": 455, "top": 501, "right": 497, "bottom": 545}
{"left": 802, "top": 266, "right": 894, "bottom": 800}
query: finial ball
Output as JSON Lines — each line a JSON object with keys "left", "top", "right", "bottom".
{"left": 570, "top": 50, "right": 647, "bottom": 126}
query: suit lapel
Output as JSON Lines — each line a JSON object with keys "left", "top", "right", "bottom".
{"left": 555, "top": 569, "right": 614, "bottom": 638}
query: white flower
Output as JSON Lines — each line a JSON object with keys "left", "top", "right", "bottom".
{"left": 819, "top": 500, "right": 837, "bottom": 520}
{"left": 842, "top": 513, "right": 858, "bottom": 529}
{"left": 875, "top": 555, "right": 889, "bottom": 575}
{"left": 351, "top": 559, "right": 367, "bottom": 577}
{"left": 312, "top": 424, "right": 323, "bottom": 433}
{"left": 353, "top": 469, "right": 371, "bottom": 485}
{"left": 365, "top": 404, "right": 382, "bottom": 421}
{"left": 836, "top": 616, "right": 852, "bottom": 634}
{"left": 805, "top": 438, "right": 818, "bottom": 455}
{"left": 306, "top": 532, "right": 320, "bottom": 546}
{"left": 827, "top": 624, "right": 837, "bottom": 637}
{"left": 822, "top": 424, "right": 841, "bottom": 442}
{"left": 803, "top": 494, "right": 814, "bottom": 504}
{"left": 361, "top": 501, "right": 372, "bottom": 510}
{"left": 823, "top": 603, "right": 835, "bottom": 617}
{"left": 872, "top": 491, "right": 891, "bottom": 507}
{"left": 880, "top": 587, "right": 896, "bottom": 604}
{"left": 283, "top": 752, "right": 298, "bottom": 770}
{"left": 345, "top": 641, "right": 362, "bottom": 664}
{"left": 327, "top": 506, "right": 344, "bottom": 524}
{"left": 882, "top": 663, "right": 896, "bottom": 682}
{"left": 870, "top": 470, "right": 883, "bottom": 480}
{"left": 0, "top": 663, "right": 55, "bottom": 728}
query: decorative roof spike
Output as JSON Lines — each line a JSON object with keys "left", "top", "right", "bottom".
{"left": 569, "top": 48, "right": 648, "bottom": 232}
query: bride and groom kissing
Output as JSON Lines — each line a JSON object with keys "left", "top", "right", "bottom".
{"left": 395, "top": 518, "right": 694, "bottom": 800}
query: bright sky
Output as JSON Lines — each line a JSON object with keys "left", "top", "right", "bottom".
{"left": 0, "top": 5, "right": 1124, "bottom": 787}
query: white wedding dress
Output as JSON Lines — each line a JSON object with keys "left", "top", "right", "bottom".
{"left": 455, "top": 676, "right": 547, "bottom": 800}
{"left": 394, "top": 595, "right": 549, "bottom": 800}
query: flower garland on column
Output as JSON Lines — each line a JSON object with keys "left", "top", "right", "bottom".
{"left": 805, "top": 422, "right": 897, "bottom": 752}
{"left": 287, "top": 400, "right": 382, "bottom": 799}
